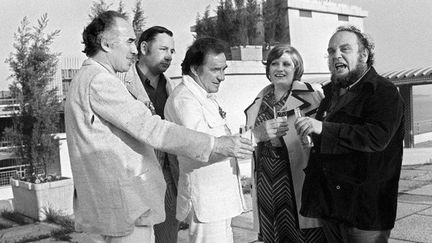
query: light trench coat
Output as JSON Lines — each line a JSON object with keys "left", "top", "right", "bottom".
{"left": 164, "top": 75, "right": 247, "bottom": 222}
{"left": 65, "top": 59, "right": 215, "bottom": 237}
{"left": 244, "top": 80, "right": 324, "bottom": 231}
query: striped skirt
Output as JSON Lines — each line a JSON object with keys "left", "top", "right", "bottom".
{"left": 256, "top": 145, "right": 326, "bottom": 243}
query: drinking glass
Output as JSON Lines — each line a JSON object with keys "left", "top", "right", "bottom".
{"left": 294, "top": 107, "right": 314, "bottom": 147}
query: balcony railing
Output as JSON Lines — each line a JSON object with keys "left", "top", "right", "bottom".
{"left": 414, "top": 120, "right": 432, "bottom": 135}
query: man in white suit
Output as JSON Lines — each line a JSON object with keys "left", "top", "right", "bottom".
{"left": 164, "top": 37, "right": 247, "bottom": 243}
{"left": 65, "top": 11, "right": 253, "bottom": 243}
{"left": 123, "top": 26, "right": 180, "bottom": 243}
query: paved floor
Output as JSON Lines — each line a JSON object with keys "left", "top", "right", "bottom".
{"left": 2, "top": 163, "right": 432, "bottom": 242}
{"left": 182, "top": 163, "right": 432, "bottom": 243}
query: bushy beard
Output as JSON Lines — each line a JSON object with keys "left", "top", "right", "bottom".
{"left": 331, "top": 61, "right": 367, "bottom": 88}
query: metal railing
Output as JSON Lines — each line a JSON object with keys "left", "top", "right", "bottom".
{"left": 414, "top": 119, "right": 432, "bottom": 135}
{"left": 0, "top": 163, "right": 26, "bottom": 186}
{"left": 0, "top": 98, "right": 17, "bottom": 106}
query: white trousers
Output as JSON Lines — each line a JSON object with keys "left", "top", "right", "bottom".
{"left": 187, "top": 208, "right": 234, "bottom": 243}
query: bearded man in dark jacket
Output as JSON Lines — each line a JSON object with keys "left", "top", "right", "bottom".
{"left": 295, "top": 25, "right": 404, "bottom": 243}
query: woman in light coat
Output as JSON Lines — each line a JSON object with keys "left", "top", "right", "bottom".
{"left": 245, "top": 45, "right": 326, "bottom": 243}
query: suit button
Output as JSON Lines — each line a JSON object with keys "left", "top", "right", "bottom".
{"left": 336, "top": 185, "right": 341, "bottom": 190}
{"left": 311, "top": 148, "right": 316, "bottom": 153}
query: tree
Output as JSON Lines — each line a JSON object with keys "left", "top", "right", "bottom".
{"left": 88, "top": 0, "right": 112, "bottom": 20}
{"left": 245, "top": 0, "right": 259, "bottom": 45}
{"left": 216, "top": 0, "right": 239, "bottom": 46}
{"left": 132, "top": 0, "right": 146, "bottom": 38}
{"left": 88, "top": 0, "right": 146, "bottom": 38}
{"left": 234, "top": 0, "right": 247, "bottom": 45}
{"left": 4, "top": 14, "right": 62, "bottom": 181}
{"left": 117, "top": 0, "right": 128, "bottom": 18}
{"left": 195, "top": 0, "right": 261, "bottom": 46}
{"left": 194, "top": 5, "right": 217, "bottom": 39}
{"left": 262, "top": 0, "right": 290, "bottom": 45}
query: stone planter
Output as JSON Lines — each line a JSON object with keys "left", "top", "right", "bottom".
{"left": 230, "top": 45, "right": 263, "bottom": 61}
{"left": 10, "top": 177, "right": 74, "bottom": 220}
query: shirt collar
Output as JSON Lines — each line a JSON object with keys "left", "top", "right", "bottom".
{"left": 136, "top": 62, "right": 167, "bottom": 88}
{"left": 87, "top": 58, "right": 116, "bottom": 74}
{"left": 182, "top": 75, "right": 217, "bottom": 102}
{"left": 347, "top": 67, "right": 371, "bottom": 91}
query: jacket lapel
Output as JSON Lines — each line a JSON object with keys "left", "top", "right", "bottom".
{"left": 123, "top": 64, "right": 150, "bottom": 102}
{"left": 281, "top": 81, "right": 314, "bottom": 116}
{"left": 324, "top": 68, "right": 377, "bottom": 121}
{"left": 245, "top": 81, "right": 317, "bottom": 126}
{"left": 325, "top": 91, "right": 358, "bottom": 121}
{"left": 244, "top": 86, "right": 271, "bottom": 128}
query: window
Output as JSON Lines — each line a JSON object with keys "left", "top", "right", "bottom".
{"left": 299, "top": 10, "right": 312, "bottom": 18}
{"left": 338, "top": 14, "right": 349, "bottom": 21}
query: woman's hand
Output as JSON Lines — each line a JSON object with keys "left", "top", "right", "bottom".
{"left": 252, "top": 117, "right": 289, "bottom": 143}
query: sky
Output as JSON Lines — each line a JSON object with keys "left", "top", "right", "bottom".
{"left": 0, "top": 0, "right": 431, "bottom": 91}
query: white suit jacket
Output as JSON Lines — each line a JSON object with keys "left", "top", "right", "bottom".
{"left": 244, "top": 81, "right": 324, "bottom": 230}
{"left": 164, "top": 75, "right": 246, "bottom": 222}
{"left": 65, "top": 59, "right": 215, "bottom": 236}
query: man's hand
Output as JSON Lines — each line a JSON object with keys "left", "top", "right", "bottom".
{"left": 213, "top": 135, "right": 254, "bottom": 160}
{"left": 252, "top": 117, "right": 289, "bottom": 143}
{"left": 294, "top": 117, "right": 322, "bottom": 137}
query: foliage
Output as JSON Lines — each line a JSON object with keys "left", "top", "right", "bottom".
{"left": 216, "top": 0, "right": 239, "bottom": 46}
{"left": 4, "top": 14, "right": 62, "bottom": 182}
{"left": 117, "top": 0, "right": 128, "bottom": 18}
{"left": 132, "top": 0, "right": 146, "bottom": 38}
{"left": 195, "top": 0, "right": 260, "bottom": 47}
{"left": 42, "top": 207, "right": 75, "bottom": 232}
{"left": 88, "top": 0, "right": 146, "bottom": 38}
{"left": 88, "top": 0, "right": 113, "bottom": 20}
{"left": 245, "top": 0, "right": 260, "bottom": 45}
{"left": 262, "top": 0, "right": 290, "bottom": 45}
{"left": 195, "top": 0, "right": 289, "bottom": 48}
{"left": 0, "top": 208, "right": 75, "bottom": 241}
{"left": 12, "top": 172, "right": 62, "bottom": 184}
{"left": 1, "top": 209, "right": 30, "bottom": 225}
{"left": 42, "top": 207, "right": 75, "bottom": 241}
{"left": 194, "top": 5, "right": 217, "bottom": 39}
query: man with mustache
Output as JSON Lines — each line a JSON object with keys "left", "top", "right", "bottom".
{"left": 123, "top": 26, "right": 180, "bottom": 243}
{"left": 295, "top": 25, "right": 404, "bottom": 242}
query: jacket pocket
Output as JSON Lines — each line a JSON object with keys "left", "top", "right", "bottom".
{"left": 323, "top": 170, "right": 361, "bottom": 223}
{"left": 119, "top": 177, "right": 152, "bottom": 224}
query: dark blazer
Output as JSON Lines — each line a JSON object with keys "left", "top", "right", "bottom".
{"left": 300, "top": 67, "right": 405, "bottom": 230}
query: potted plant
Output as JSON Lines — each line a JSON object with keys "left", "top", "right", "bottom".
{"left": 4, "top": 14, "right": 73, "bottom": 221}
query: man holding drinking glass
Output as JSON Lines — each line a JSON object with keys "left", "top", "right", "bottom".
{"left": 164, "top": 37, "right": 248, "bottom": 242}
{"left": 296, "top": 25, "right": 404, "bottom": 242}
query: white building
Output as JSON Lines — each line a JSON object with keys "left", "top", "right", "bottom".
{"left": 286, "top": 0, "right": 367, "bottom": 73}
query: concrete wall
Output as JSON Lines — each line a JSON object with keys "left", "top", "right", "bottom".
{"left": 287, "top": 0, "right": 367, "bottom": 73}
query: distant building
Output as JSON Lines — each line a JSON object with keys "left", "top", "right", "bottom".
{"left": 54, "top": 56, "right": 85, "bottom": 101}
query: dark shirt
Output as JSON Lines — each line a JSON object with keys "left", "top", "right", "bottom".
{"left": 135, "top": 63, "right": 168, "bottom": 119}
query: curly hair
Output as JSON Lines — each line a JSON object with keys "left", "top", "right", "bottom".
{"left": 82, "top": 11, "right": 128, "bottom": 57}
{"left": 264, "top": 44, "right": 304, "bottom": 81}
{"left": 335, "top": 25, "right": 375, "bottom": 67}
{"left": 181, "top": 37, "right": 227, "bottom": 75}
